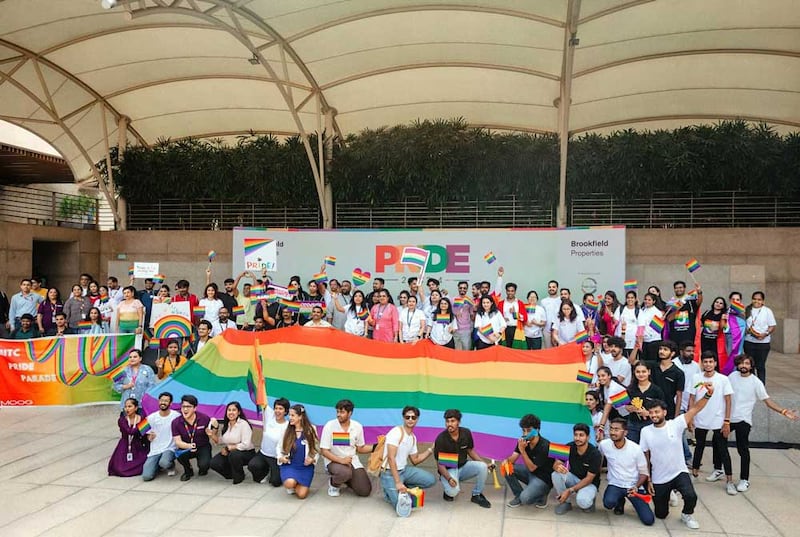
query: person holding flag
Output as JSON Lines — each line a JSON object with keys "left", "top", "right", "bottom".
{"left": 496, "top": 282, "right": 528, "bottom": 348}
{"left": 501, "top": 414, "right": 554, "bottom": 509}
{"left": 474, "top": 295, "right": 506, "bottom": 349}
{"left": 551, "top": 423, "right": 603, "bottom": 515}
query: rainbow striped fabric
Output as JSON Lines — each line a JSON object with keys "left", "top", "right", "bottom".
{"left": 685, "top": 258, "right": 701, "bottom": 273}
{"left": 127, "top": 266, "right": 134, "bottom": 276}
{"left": 332, "top": 431, "right": 350, "bottom": 446}
{"left": 548, "top": 442, "right": 570, "bottom": 461}
{"left": 207, "top": 250, "right": 217, "bottom": 262}
{"left": 136, "top": 417, "right": 151, "bottom": 434}
{"left": 729, "top": 300, "right": 746, "bottom": 316}
{"left": 573, "top": 330, "right": 589, "bottom": 343}
{"left": 525, "top": 305, "right": 536, "bottom": 315}
{"left": 312, "top": 272, "right": 328, "bottom": 285}
{"left": 400, "top": 247, "right": 429, "bottom": 270}
{"left": 356, "top": 308, "right": 370, "bottom": 320}
{"left": 232, "top": 305, "right": 245, "bottom": 315}
{"left": 453, "top": 296, "right": 468, "bottom": 307}
{"left": 478, "top": 323, "right": 494, "bottom": 337}
{"left": 78, "top": 320, "right": 93, "bottom": 330}
{"left": 152, "top": 274, "right": 165, "bottom": 285}
{"left": 324, "top": 256, "right": 337, "bottom": 266}
{"left": 483, "top": 251, "right": 497, "bottom": 264}
{"left": 624, "top": 280, "right": 638, "bottom": 291}
{"left": 610, "top": 390, "right": 632, "bottom": 408}
{"left": 438, "top": 452, "right": 459, "bottom": 468}
{"left": 408, "top": 487, "right": 425, "bottom": 508}
{"left": 576, "top": 370, "right": 593, "bottom": 384}
{"left": 192, "top": 306, "right": 205, "bottom": 316}
{"left": 243, "top": 239, "right": 271, "bottom": 256}
{"left": 435, "top": 313, "right": 451, "bottom": 324}
{"left": 649, "top": 315, "right": 665, "bottom": 333}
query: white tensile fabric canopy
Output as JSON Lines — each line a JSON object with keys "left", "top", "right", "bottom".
{"left": 1, "top": 0, "right": 798, "bottom": 226}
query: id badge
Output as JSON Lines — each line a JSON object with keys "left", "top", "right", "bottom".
{"left": 375, "top": 323, "right": 380, "bottom": 331}
{"left": 126, "top": 452, "right": 133, "bottom": 462}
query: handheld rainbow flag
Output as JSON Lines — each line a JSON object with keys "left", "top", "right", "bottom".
{"left": 192, "top": 306, "right": 206, "bottom": 317}
{"left": 686, "top": 289, "right": 699, "bottom": 300}
{"left": 312, "top": 272, "right": 328, "bottom": 286}
{"left": 400, "top": 247, "right": 429, "bottom": 271}
{"left": 730, "top": 300, "right": 745, "bottom": 316}
{"left": 483, "top": 251, "right": 497, "bottom": 265}
{"left": 573, "top": 330, "right": 589, "bottom": 343}
{"left": 453, "top": 296, "right": 468, "bottom": 307}
{"left": 78, "top": 320, "right": 93, "bottom": 330}
{"left": 332, "top": 431, "right": 350, "bottom": 446}
{"left": 610, "top": 390, "right": 632, "bottom": 408}
{"left": 246, "top": 342, "right": 267, "bottom": 410}
{"left": 500, "top": 460, "right": 513, "bottom": 477}
{"left": 585, "top": 297, "right": 599, "bottom": 308}
{"left": 249, "top": 296, "right": 262, "bottom": 305}
{"left": 251, "top": 284, "right": 267, "bottom": 297}
{"left": 685, "top": 258, "right": 701, "bottom": 273}
{"left": 548, "top": 442, "right": 570, "bottom": 461}
{"left": 232, "top": 305, "right": 245, "bottom": 316}
{"left": 576, "top": 370, "right": 594, "bottom": 384}
{"left": 207, "top": 250, "right": 217, "bottom": 262}
{"left": 438, "top": 452, "right": 459, "bottom": 468}
{"left": 649, "top": 315, "right": 665, "bottom": 333}
{"left": 152, "top": 274, "right": 165, "bottom": 285}
{"left": 356, "top": 308, "right": 370, "bottom": 321}
{"left": 128, "top": 266, "right": 134, "bottom": 276}
{"left": 435, "top": 313, "right": 451, "bottom": 324}
{"left": 243, "top": 238, "right": 272, "bottom": 257}
{"left": 324, "top": 256, "right": 337, "bottom": 266}
{"left": 279, "top": 300, "right": 300, "bottom": 313}
{"left": 624, "top": 280, "right": 638, "bottom": 292}
{"left": 136, "top": 418, "right": 151, "bottom": 435}
{"left": 525, "top": 305, "right": 536, "bottom": 316}
{"left": 407, "top": 487, "right": 425, "bottom": 508}
{"left": 478, "top": 323, "right": 494, "bottom": 337}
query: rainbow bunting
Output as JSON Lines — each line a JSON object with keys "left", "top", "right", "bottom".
{"left": 400, "top": 247, "right": 429, "bottom": 270}
{"left": 478, "top": 323, "right": 494, "bottom": 337}
{"left": 685, "top": 258, "right": 701, "bottom": 273}
{"left": 78, "top": 320, "right": 93, "bottom": 330}
{"left": 324, "top": 256, "right": 337, "bottom": 266}
{"left": 483, "top": 251, "right": 497, "bottom": 265}
{"left": 573, "top": 330, "right": 589, "bottom": 343}
{"left": 232, "top": 305, "right": 245, "bottom": 316}
{"left": 624, "top": 280, "right": 638, "bottom": 291}
{"left": 649, "top": 315, "right": 665, "bottom": 333}
{"left": 730, "top": 300, "right": 745, "bottom": 316}
{"left": 576, "top": 370, "right": 593, "bottom": 384}
{"left": 136, "top": 418, "right": 151, "bottom": 434}
{"left": 356, "top": 308, "right": 370, "bottom": 321}
{"left": 435, "top": 313, "right": 451, "bottom": 324}
{"left": 152, "top": 274, "right": 165, "bottom": 285}
{"left": 610, "top": 390, "right": 632, "bottom": 408}
{"left": 332, "top": 431, "right": 350, "bottom": 446}
{"left": 244, "top": 238, "right": 272, "bottom": 256}
{"left": 192, "top": 306, "right": 206, "bottom": 317}
{"left": 139, "top": 328, "right": 593, "bottom": 461}
{"left": 207, "top": 250, "right": 217, "bottom": 262}
{"left": 438, "top": 452, "right": 459, "bottom": 468}
{"left": 548, "top": 442, "right": 570, "bottom": 461}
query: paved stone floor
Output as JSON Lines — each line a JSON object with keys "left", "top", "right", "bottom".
{"left": 1, "top": 353, "right": 798, "bottom": 537}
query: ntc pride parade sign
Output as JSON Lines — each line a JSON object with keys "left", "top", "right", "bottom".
{"left": 0, "top": 334, "right": 135, "bottom": 406}
{"left": 233, "top": 227, "right": 626, "bottom": 296}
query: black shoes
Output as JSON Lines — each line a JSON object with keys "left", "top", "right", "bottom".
{"left": 443, "top": 491, "right": 454, "bottom": 502}
{"left": 180, "top": 472, "right": 193, "bottom": 481}
{"left": 471, "top": 493, "right": 491, "bottom": 508}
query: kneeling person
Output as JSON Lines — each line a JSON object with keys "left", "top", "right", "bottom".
{"left": 434, "top": 409, "right": 492, "bottom": 508}
{"left": 552, "top": 423, "right": 602, "bottom": 515}
{"left": 502, "top": 414, "right": 554, "bottom": 508}
{"left": 380, "top": 406, "right": 437, "bottom": 508}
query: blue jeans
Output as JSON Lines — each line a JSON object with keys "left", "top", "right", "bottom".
{"left": 505, "top": 465, "right": 551, "bottom": 504}
{"left": 440, "top": 460, "right": 488, "bottom": 497}
{"left": 551, "top": 471, "right": 597, "bottom": 510}
{"left": 142, "top": 450, "right": 175, "bottom": 481}
{"left": 603, "top": 484, "right": 655, "bottom": 525}
{"left": 381, "top": 466, "right": 437, "bottom": 506}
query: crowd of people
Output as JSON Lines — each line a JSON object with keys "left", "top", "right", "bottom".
{"left": 1, "top": 266, "right": 796, "bottom": 526}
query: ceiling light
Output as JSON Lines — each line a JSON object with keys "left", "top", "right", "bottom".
{"left": 248, "top": 53, "right": 259, "bottom": 65}
{"left": 101, "top": 0, "right": 118, "bottom": 9}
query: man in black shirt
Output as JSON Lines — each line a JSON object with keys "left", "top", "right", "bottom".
{"left": 552, "top": 423, "right": 602, "bottom": 515}
{"left": 501, "top": 414, "right": 554, "bottom": 508}
{"left": 640, "top": 340, "right": 686, "bottom": 419}
{"left": 667, "top": 281, "right": 703, "bottom": 345}
{"left": 433, "top": 409, "right": 492, "bottom": 508}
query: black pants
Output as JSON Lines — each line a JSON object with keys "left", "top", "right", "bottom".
{"left": 642, "top": 340, "right": 662, "bottom": 362}
{"left": 693, "top": 428, "right": 731, "bottom": 475}
{"left": 503, "top": 327, "right": 516, "bottom": 348}
{"left": 248, "top": 452, "right": 282, "bottom": 486}
{"left": 743, "top": 341, "right": 770, "bottom": 384}
{"left": 177, "top": 445, "right": 212, "bottom": 475}
{"left": 525, "top": 336, "right": 542, "bottom": 350}
{"left": 654, "top": 472, "right": 697, "bottom": 518}
{"left": 210, "top": 448, "right": 256, "bottom": 483}
{"left": 475, "top": 339, "right": 493, "bottom": 350}
{"left": 731, "top": 421, "right": 752, "bottom": 480}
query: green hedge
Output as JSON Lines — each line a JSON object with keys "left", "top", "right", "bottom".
{"left": 110, "top": 120, "right": 799, "bottom": 206}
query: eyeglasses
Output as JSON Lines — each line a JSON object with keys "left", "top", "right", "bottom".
{"left": 404, "top": 415, "right": 418, "bottom": 420}
{"left": 180, "top": 404, "right": 194, "bottom": 408}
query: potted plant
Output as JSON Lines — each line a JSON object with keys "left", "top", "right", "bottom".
{"left": 58, "top": 194, "right": 97, "bottom": 228}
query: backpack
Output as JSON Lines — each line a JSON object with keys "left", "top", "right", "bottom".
{"left": 366, "top": 426, "right": 409, "bottom": 477}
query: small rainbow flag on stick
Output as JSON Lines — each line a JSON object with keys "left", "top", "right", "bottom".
{"left": 312, "top": 272, "right": 328, "bottom": 285}
{"left": 136, "top": 418, "right": 151, "bottom": 435}
{"left": 400, "top": 247, "right": 429, "bottom": 271}
{"left": 232, "top": 305, "right": 245, "bottom": 315}
{"left": 729, "top": 300, "right": 746, "bottom": 316}
{"left": 324, "top": 256, "right": 336, "bottom": 266}
{"left": 128, "top": 266, "right": 134, "bottom": 276}
{"left": 250, "top": 284, "right": 266, "bottom": 296}
{"left": 453, "top": 296, "right": 468, "bottom": 307}
{"left": 207, "top": 250, "right": 217, "bottom": 262}
{"left": 686, "top": 289, "right": 699, "bottom": 300}
{"left": 408, "top": 487, "right": 425, "bottom": 508}
{"left": 685, "top": 258, "right": 701, "bottom": 273}
{"left": 574, "top": 330, "right": 589, "bottom": 343}
{"left": 576, "top": 370, "right": 594, "bottom": 384}
{"left": 525, "top": 305, "right": 536, "bottom": 315}
{"left": 483, "top": 251, "right": 497, "bottom": 265}
{"left": 152, "top": 274, "right": 165, "bottom": 284}
{"left": 649, "top": 315, "right": 665, "bottom": 333}
{"left": 610, "top": 390, "right": 632, "bottom": 408}
{"left": 356, "top": 308, "right": 370, "bottom": 321}
{"left": 192, "top": 306, "right": 205, "bottom": 317}
{"left": 624, "top": 280, "right": 638, "bottom": 292}
{"left": 332, "top": 432, "right": 350, "bottom": 446}
{"left": 586, "top": 296, "right": 599, "bottom": 308}
{"left": 438, "top": 452, "right": 459, "bottom": 468}
{"left": 548, "top": 442, "right": 570, "bottom": 461}
{"left": 478, "top": 323, "right": 494, "bottom": 337}
{"left": 78, "top": 320, "right": 93, "bottom": 330}
{"left": 435, "top": 313, "right": 451, "bottom": 324}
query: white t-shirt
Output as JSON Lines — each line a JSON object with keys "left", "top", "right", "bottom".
{"left": 146, "top": 410, "right": 179, "bottom": 456}
{"left": 304, "top": 319, "right": 332, "bottom": 328}
{"left": 690, "top": 372, "right": 734, "bottom": 430}
{"left": 211, "top": 319, "right": 237, "bottom": 337}
{"left": 501, "top": 300, "right": 521, "bottom": 325}
{"left": 199, "top": 298, "right": 223, "bottom": 323}
{"left": 598, "top": 438, "right": 648, "bottom": 489}
{"left": 382, "top": 426, "right": 418, "bottom": 472}
{"left": 523, "top": 304, "right": 547, "bottom": 338}
{"left": 606, "top": 356, "right": 632, "bottom": 386}
{"left": 744, "top": 306, "right": 776, "bottom": 344}
{"left": 539, "top": 296, "right": 561, "bottom": 326}
{"left": 637, "top": 306, "right": 664, "bottom": 343}
{"left": 343, "top": 309, "right": 368, "bottom": 336}
{"left": 639, "top": 415, "right": 689, "bottom": 484}
{"left": 602, "top": 380, "right": 630, "bottom": 417}
{"left": 474, "top": 311, "right": 506, "bottom": 344}
{"left": 399, "top": 308, "right": 426, "bottom": 341}
{"left": 320, "top": 419, "right": 366, "bottom": 469}
{"left": 552, "top": 318, "right": 582, "bottom": 343}
{"left": 591, "top": 409, "right": 609, "bottom": 437}
{"left": 615, "top": 305, "right": 639, "bottom": 349}
{"left": 672, "top": 358, "right": 701, "bottom": 412}
{"left": 259, "top": 413, "right": 289, "bottom": 457}
{"left": 728, "top": 371, "right": 769, "bottom": 425}
{"left": 429, "top": 317, "right": 457, "bottom": 345}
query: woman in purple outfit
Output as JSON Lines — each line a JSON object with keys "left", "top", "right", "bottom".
{"left": 108, "top": 397, "right": 150, "bottom": 477}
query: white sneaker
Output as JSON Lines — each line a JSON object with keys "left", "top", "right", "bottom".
{"left": 726, "top": 482, "right": 738, "bottom": 496}
{"left": 286, "top": 487, "right": 296, "bottom": 495}
{"left": 167, "top": 469, "right": 176, "bottom": 477}
{"left": 681, "top": 513, "right": 700, "bottom": 530}
{"left": 706, "top": 469, "right": 725, "bottom": 482}
{"left": 670, "top": 490, "right": 680, "bottom": 506}
{"left": 736, "top": 480, "right": 750, "bottom": 492}
{"left": 328, "top": 484, "right": 341, "bottom": 497}
{"left": 260, "top": 477, "right": 268, "bottom": 484}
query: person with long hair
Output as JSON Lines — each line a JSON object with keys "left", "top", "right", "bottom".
{"left": 522, "top": 290, "right": 547, "bottom": 350}
{"left": 614, "top": 291, "right": 639, "bottom": 357}
{"left": 551, "top": 300, "right": 583, "bottom": 346}
{"left": 108, "top": 397, "right": 149, "bottom": 477}
{"left": 156, "top": 339, "right": 184, "bottom": 380}
{"left": 700, "top": 297, "right": 728, "bottom": 359}
{"left": 96, "top": 285, "right": 113, "bottom": 330}
{"left": 153, "top": 284, "right": 172, "bottom": 304}
{"left": 397, "top": 290, "right": 410, "bottom": 312}
{"left": 340, "top": 289, "right": 370, "bottom": 337}
{"left": 398, "top": 295, "right": 426, "bottom": 343}
{"left": 278, "top": 404, "right": 319, "bottom": 499}
{"left": 370, "top": 290, "right": 399, "bottom": 343}
{"left": 423, "top": 289, "right": 442, "bottom": 329}
{"left": 597, "top": 291, "right": 620, "bottom": 336}
{"left": 112, "top": 349, "right": 155, "bottom": 410}
{"left": 87, "top": 281, "right": 100, "bottom": 303}
{"left": 743, "top": 291, "right": 776, "bottom": 384}
{"left": 625, "top": 362, "right": 665, "bottom": 444}
{"left": 36, "top": 286, "right": 62, "bottom": 335}
{"left": 209, "top": 401, "right": 255, "bottom": 484}
{"left": 116, "top": 285, "right": 144, "bottom": 334}
{"left": 636, "top": 293, "right": 664, "bottom": 362}
{"left": 63, "top": 284, "right": 89, "bottom": 330}
{"left": 581, "top": 341, "right": 600, "bottom": 387}
{"left": 595, "top": 366, "right": 630, "bottom": 441}
{"left": 647, "top": 286, "right": 668, "bottom": 312}
{"left": 82, "top": 307, "right": 106, "bottom": 334}
{"left": 248, "top": 398, "right": 291, "bottom": 486}
{"left": 200, "top": 284, "right": 223, "bottom": 324}
{"left": 474, "top": 295, "right": 505, "bottom": 349}
{"left": 585, "top": 390, "right": 608, "bottom": 441}
{"left": 429, "top": 297, "right": 457, "bottom": 348}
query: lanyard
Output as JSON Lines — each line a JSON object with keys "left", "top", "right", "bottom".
{"left": 376, "top": 305, "right": 386, "bottom": 320}
{"left": 406, "top": 309, "right": 415, "bottom": 327}
{"left": 184, "top": 418, "right": 197, "bottom": 444}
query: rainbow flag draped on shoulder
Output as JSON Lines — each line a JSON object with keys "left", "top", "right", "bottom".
{"left": 142, "top": 327, "right": 590, "bottom": 459}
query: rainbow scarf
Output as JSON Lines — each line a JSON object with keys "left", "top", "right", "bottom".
{"left": 438, "top": 452, "right": 459, "bottom": 468}
{"left": 332, "top": 431, "right": 350, "bottom": 446}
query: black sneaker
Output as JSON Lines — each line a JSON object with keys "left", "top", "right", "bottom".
{"left": 613, "top": 503, "right": 624, "bottom": 515}
{"left": 471, "top": 493, "right": 491, "bottom": 508}
{"left": 180, "top": 472, "right": 193, "bottom": 482}
{"left": 198, "top": 470, "right": 208, "bottom": 476}
{"left": 443, "top": 491, "right": 454, "bottom": 502}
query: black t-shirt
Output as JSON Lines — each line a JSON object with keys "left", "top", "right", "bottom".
{"left": 567, "top": 442, "right": 602, "bottom": 488}
{"left": 434, "top": 427, "right": 474, "bottom": 469}
{"left": 514, "top": 436, "right": 554, "bottom": 486}
{"left": 646, "top": 361, "right": 685, "bottom": 418}
{"left": 627, "top": 382, "right": 665, "bottom": 423}
{"left": 219, "top": 292, "right": 238, "bottom": 313}
{"left": 254, "top": 301, "right": 283, "bottom": 329}
{"left": 668, "top": 298, "right": 699, "bottom": 341}
{"left": 701, "top": 311, "right": 724, "bottom": 342}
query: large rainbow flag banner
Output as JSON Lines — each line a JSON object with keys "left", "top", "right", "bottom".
{"left": 142, "top": 327, "right": 590, "bottom": 459}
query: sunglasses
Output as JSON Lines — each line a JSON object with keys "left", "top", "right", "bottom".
{"left": 404, "top": 415, "right": 418, "bottom": 420}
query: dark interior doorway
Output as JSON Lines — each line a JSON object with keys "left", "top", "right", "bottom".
{"left": 32, "top": 240, "right": 79, "bottom": 293}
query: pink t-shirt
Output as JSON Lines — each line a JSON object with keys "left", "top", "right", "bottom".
{"left": 370, "top": 303, "right": 398, "bottom": 342}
